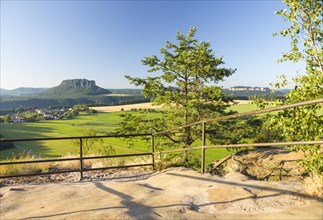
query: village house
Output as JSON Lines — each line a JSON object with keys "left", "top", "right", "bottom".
{"left": 229, "top": 86, "right": 270, "bottom": 92}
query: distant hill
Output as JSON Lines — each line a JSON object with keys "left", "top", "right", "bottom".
{"left": 0, "top": 88, "right": 10, "bottom": 96}
{"left": 38, "top": 79, "right": 111, "bottom": 98}
{"left": 0, "top": 87, "right": 48, "bottom": 96}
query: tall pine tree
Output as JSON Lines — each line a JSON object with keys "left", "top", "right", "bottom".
{"left": 119, "top": 27, "right": 236, "bottom": 162}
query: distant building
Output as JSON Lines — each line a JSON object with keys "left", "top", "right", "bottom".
{"left": 36, "top": 108, "right": 67, "bottom": 120}
{"left": 11, "top": 115, "right": 25, "bottom": 123}
{"left": 229, "top": 86, "right": 270, "bottom": 92}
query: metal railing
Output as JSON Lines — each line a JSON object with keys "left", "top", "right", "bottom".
{"left": 153, "top": 98, "right": 323, "bottom": 173}
{"left": 0, "top": 98, "right": 322, "bottom": 178}
{"left": 0, "top": 133, "right": 154, "bottom": 179}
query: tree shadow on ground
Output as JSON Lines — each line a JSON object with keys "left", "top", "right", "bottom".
{"left": 166, "top": 172, "right": 323, "bottom": 202}
{"left": 94, "top": 181, "right": 155, "bottom": 219}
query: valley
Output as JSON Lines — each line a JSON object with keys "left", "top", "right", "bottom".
{"left": 0, "top": 102, "right": 259, "bottom": 165}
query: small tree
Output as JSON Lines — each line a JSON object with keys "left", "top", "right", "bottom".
{"left": 119, "top": 27, "right": 236, "bottom": 162}
{"left": 73, "top": 129, "right": 103, "bottom": 156}
{"left": 2, "top": 115, "right": 11, "bottom": 123}
{"left": 265, "top": 0, "right": 322, "bottom": 175}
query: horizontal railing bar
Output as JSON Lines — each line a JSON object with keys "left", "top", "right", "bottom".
{"left": 0, "top": 169, "right": 81, "bottom": 179}
{"left": 0, "top": 133, "right": 152, "bottom": 143}
{"left": 154, "top": 98, "right": 323, "bottom": 135}
{"left": 83, "top": 152, "right": 152, "bottom": 160}
{"left": 83, "top": 163, "right": 154, "bottom": 172}
{"left": 0, "top": 152, "right": 153, "bottom": 165}
{"left": 0, "top": 164, "right": 153, "bottom": 179}
{"left": 0, "top": 157, "right": 80, "bottom": 165}
{"left": 154, "top": 140, "right": 323, "bottom": 154}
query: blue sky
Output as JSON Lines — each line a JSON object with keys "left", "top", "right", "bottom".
{"left": 1, "top": 0, "right": 304, "bottom": 90}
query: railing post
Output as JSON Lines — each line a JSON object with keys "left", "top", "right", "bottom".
{"left": 201, "top": 122, "right": 206, "bottom": 174}
{"left": 151, "top": 134, "right": 155, "bottom": 170}
{"left": 79, "top": 138, "right": 84, "bottom": 179}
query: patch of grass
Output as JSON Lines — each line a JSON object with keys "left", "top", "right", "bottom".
{"left": 229, "top": 103, "right": 259, "bottom": 113}
{"left": 228, "top": 103, "right": 274, "bottom": 113}
{"left": 0, "top": 152, "right": 51, "bottom": 176}
{"left": 0, "top": 148, "right": 24, "bottom": 160}
{"left": 54, "top": 153, "right": 80, "bottom": 171}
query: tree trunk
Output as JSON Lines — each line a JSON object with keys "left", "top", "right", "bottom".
{"left": 182, "top": 126, "right": 191, "bottom": 163}
{"left": 182, "top": 148, "right": 189, "bottom": 163}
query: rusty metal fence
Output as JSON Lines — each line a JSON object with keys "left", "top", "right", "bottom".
{"left": 0, "top": 98, "right": 322, "bottom": 179}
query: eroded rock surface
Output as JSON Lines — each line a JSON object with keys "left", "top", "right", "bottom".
{"left": 211, "top": 147, "right": 306, "bottom": 181}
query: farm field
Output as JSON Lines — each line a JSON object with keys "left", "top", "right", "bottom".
{"left": 0, "top": 102, "right": 261, "bottom": 163}
{"left": 90, "top": 102, "right": 164, "bottom": 112}
{"left": 90, "top": 100, "right": 256, "bottom": 113}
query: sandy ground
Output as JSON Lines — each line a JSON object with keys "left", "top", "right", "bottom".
{"left": 1, "top": 168, "right": 322, "bottom": 220}
{"left": 90, "top": 100, "right": 251, "bottom": 113}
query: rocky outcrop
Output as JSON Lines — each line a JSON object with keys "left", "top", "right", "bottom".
{"left": 210, "top": 147, "right": 306, "bottom": 181}
{"left": 60, "top": 79, "right": 97, "bottom": 88}
{"left": 39, "top": 79, "right": 111, "bottom": 98}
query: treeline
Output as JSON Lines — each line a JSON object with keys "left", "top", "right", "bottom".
{"left": 0, "top": 95, "right": 149, "bottom": 113}
{"left": 107, "top": 89, "right": 142, "bottom": 94}
{"left": 223, "top": 89, "right": 284, "bottom": 100}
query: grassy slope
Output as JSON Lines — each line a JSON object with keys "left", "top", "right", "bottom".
{"left": 0, "top": 104, "right": 258, "bottom": 164}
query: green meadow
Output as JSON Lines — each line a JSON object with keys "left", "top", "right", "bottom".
{"left": 0, "top": 103, "right": 259, "bottom": 164}
{"left": 0, "top": 112, "right": 153, "bottom": 159}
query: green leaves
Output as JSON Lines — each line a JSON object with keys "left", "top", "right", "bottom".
{"left": 267, "top": 0, "right": 323, "bottom": 175}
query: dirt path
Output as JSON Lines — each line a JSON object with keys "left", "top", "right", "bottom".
{"left": 13, "top": 143, "right": 41, "bottom": 159}
{"left": 1, "top": 168, "right": 322, "bottom": 219}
